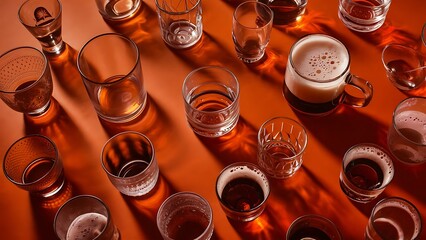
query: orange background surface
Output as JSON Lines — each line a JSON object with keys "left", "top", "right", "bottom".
{"left": 0, "top": 0, "right": 425, "bottom": 239}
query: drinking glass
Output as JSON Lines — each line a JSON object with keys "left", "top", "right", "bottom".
{"left": 155, "top": 0, "right": 203, "bottom": 49}
{"left": 257, "top": 117, "right": 308, "bottom": 179}
{"left": 365, "top": 197, "right": 422, "bottom": 240}
{"left": 77, "top": 33, "right": 147, "bottom": 123}
{"left": 339, "top": 143, "right": 394, "bottom": 203}
{"left": 101, "top": 131, "right": 160, "bottom": 197}
{"left": 18, "top": 0, "right": 64, "bottom": 54}
{"left": 260, "top": 0, "right": 307, "bottom": 25}
{"left": 216, "top": 162, "right": 270, "bottom": 222}
{"left": 283, "top": 34, "right": 373, "bottom": 116}
{"left": 95, "top": 0, "right": 142, "bottom": 21}
{"left": 157, "top": 192, "right": 214, "bottom": 240}
{"left": 182, "top": 66, "right": 240, "bottom": 138}
{"left": 382, "top": 44, "right": 425, "bottom": 91}
{"left": 54, "top": 195, "right": 120, "bottom": 240}
{"left": 232, "top": 1, "right": 274, "bottom": 63}
{"left": 338, "top": 0, "right": 392, "bottom": 32}
{"left": 286, "top": 215, "right": 342, "bottom": 240}
{"left": 3, "top": 134, "right": 66, "bottom": 198}
{"left": 388, "top": 97, "right": 426, "bottom": 164}
{"left": 0, "top": 46, "right": 53, "bottom": 116}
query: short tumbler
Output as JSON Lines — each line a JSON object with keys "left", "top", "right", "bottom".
{"left": 339, "top": 143, "right": 394, "bottom": 203}
{"left": 3, "top": 134, "right": 65, "bottom": 198}
{"left": 95, "top": 0, "right": 142, "bottom": 21}
{"left": 0, "top": 46, "right": 53, "bottom": 116}
{"left": 157, "top": 192, "right": 214, "bottom": 240}
{"left": 101, "top": 131, "right": 160, "bottom": 197}
{"left": 258, "top": 117, "right": 308, "bottom": 179}
{"left": 77, "top": 33, "right": 147, "bottom": 123}
{"left": 286, "top": 214, "right": 342, "bottom": 240}
{"left": 216, "top": 162, "right": 270, "bottom": 222}
{"left": 388, "top": 97, "right": 426, "bottom": 164}
{"left": 182, "top": 66, "right": 240, "bottom": 138}
{"left": 54, "top": 195, "right": 120, "bottom": 240}
{"left": 365, "top": 197, "right": 422, "bottom": 240}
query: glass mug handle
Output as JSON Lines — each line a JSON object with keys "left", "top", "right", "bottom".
{"left": 341, "top": 75, "right": 373, "bottom": 107}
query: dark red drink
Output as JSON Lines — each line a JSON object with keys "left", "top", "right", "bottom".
{"left": 345, "top": 158, "right": 383, "bottom": 190}
{"left": 221, "top": 177, "right": 264, "bottom": 212}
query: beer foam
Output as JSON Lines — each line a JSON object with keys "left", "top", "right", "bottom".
{"left": 285, "top": 35, "right": 350, "bottom": 103}
{"left": 66, "top": 212, "right": 107, "bottom": 240}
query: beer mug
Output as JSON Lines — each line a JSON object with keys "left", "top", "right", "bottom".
{"left": 283, "top": 34, "right": 373, "bottom": 116}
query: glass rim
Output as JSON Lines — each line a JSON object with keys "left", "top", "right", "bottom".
{"left": 3, "top": 134, "right": 59, "bottom": 187}
{"left": 215, "top": 161, "right": 270, "bottom": 213}
{"left": 287, "top": 214, "right": 343, "bottom": 239}
{"left": 392, "top": 96, "right": 426, "bottom": 147}
{"left": 77, "top": 32, "right": 140, "bottom": 85}
{"left": 289, "top": 34, "right": 351, "bottom": 84}
{"left": 155, "top": 0, "right": 201, "bottom": 15}
{"left": 381, "top": 43, "right": 423, "bottom": 72}
{"left": 101, "top": 131, "right": 156, "bottom": 179}
{"left": 18, "top": 0, "right": 62, "bottom": 28}
{"left": 54, "top": 194, "right": 113, "bottom": 239}
{"left": 339, "top": 0, "right": 391, "bottom": 8}
{"left": 422, "top": 23, "right": 426, "bottom": 47}
{"left": 156, "top": 191, "right": 213, "bottom": 240}
{"left": 182, "top": 65, "right": 240, "bottom": 114}
{"left": 0, "top": 46, "right": 48, "bottom": 94}
{"left": 233, "top": 1, "right": 274, "bottom": 30}
{"left": 258, "top": 116, "right": 308, "bottom": 160}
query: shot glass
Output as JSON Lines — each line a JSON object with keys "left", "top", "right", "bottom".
{"left": 77, "top": 33, "right": 147, "bottom": 123}
{"left": 232, "top": 1, "right": 273, "bottom": 63}
{"left": 18, "top": 0, "right": 64, "bottom": 54}
{"left": 339, "top": 143, "right": 394, "bottom": 203}
{"left": 365, "top": 197, "right": 422, "bottom": 240}
{"left": 157, "top": 192, "right": 214, "bottom": 240}
{"left": 258, "top": 117, "right": 308, "bottom": 179}
{"left": 3, "top": 134, "right": 66, "bottom": 198}
{"left": 101, "top": 131, "right": 160, "bottom": 197}
{"left": 338, "top": 0, "right": 391, "bottom": 32}
{"left": 382, "top": 44, "right": 425, "bottom": 91}
{"left": 95, "top": 0, "right": 141, "bottom": 21}
{"left": 0, "top": 46, "right": 53, "bottom": 116}
{"left": 155, "top": 0, "right": 203, "bottom": 49}
{"left": 182, "top": 66, "right": 240, "bottom": 138}
{"left": 216, "top": 162, "right": 270, "bottom": 222}
{"left": 286, "top": 215, "right": 342, "bottom": 240}
{"left": 54, "top": 195, "right": 120, "bottom": 240}
{"left": 388, "top": 97, "right": 426, "bottom": 164}
{"left": 261, "top": 0, "right": 307, "bottom": 25}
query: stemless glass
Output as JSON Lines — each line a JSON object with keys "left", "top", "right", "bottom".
{"left": 0, "top": 46, "right": 53, "bottom": 116}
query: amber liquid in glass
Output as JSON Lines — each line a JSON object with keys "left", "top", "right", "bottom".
{"left": 221, "top": 177, "right": 264, "bottom": 211}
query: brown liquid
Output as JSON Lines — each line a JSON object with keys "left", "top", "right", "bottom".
{"left": 345, "top": 158, "right": 383, "bottom": 190}
{"left": 221, "top": 177, "right": 264, "bottom": 212}
{"left": 260, "top": 0, "right": 306, "bottom": 25}
{"left": 289, "top": 226, "right": 331, "bottom": 240}
{"left": 167, "top": 207, "right": 210, "bottom": 240}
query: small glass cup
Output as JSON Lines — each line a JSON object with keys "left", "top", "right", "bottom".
{"left": 182, "top": 66, "right": 240, "bottom": 138}
{"left": 338, "top": 0, "right": 392, "bottom": 32}
{"left": 77, "top": 33, "right": 147, "bottom": 123}
{"left": 157, "top": 192, "right": 214, "bottom": 240}
{"left": 257, "top": 117, "right": 308, "bottom": 179}
{"left": 155, "top": 0, "right": 203, "bottom": 49}
{"left": 215, "top": 162, "right": 270, "bottom": 222}
{"left": 0, "top": 46, "right": 53, "bottom": 116}
{"left": 18, "top": 0, "right": 64, "bottom": 54}
{"left": 339, "top": 143, "right": 394, "bottom": 203}
{"left": 388, "top": 97, "right": 426, "bottom": 164}
{"left": 54, "top": 195, "right": 120, "bottom": 240}
{"left": 365, "top": 197, "right": 422, "bottom": 240}
{"left": 382, "top": 44, "right": 425, "bottom": 91}
{"left": 286, "top": 214, "right": 343, "bottom": 240}
{"left": 101, "top": 131, "right": 160, "bottom": 197}
{"left": 260, "top": 0, "right": 307, "bottom": 25}
{"left": 95, "top": 0, "right": 142, "bottom": 21}
{"left": 232, "top": 1, "right": 274, "bottom": 63}
{"left": 3, "top": 134, "right": 66, "bottom": 198}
